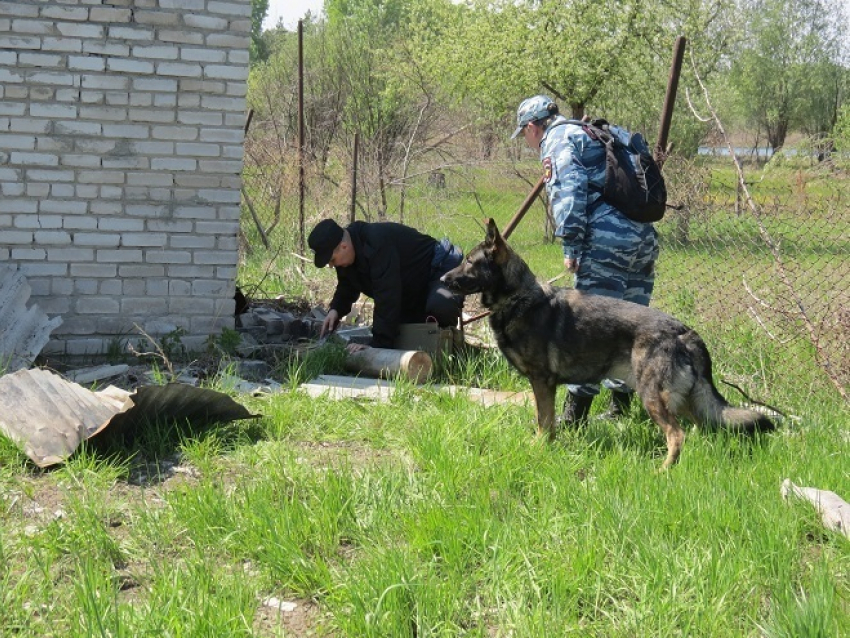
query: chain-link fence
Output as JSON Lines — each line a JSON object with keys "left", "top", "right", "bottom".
{"left": 241, "top": 118, "right": 849, "bottom": 405}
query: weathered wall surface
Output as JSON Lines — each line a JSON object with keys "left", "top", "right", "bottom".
{"left": 0, "top": 0, "right": 250, "bottom": 357}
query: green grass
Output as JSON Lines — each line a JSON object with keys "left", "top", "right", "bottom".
{"left": 1, "top": 381, "right": 846, "bottom": 636}
{"left": 1, "top": 159, "right": 846, "bottom": 636}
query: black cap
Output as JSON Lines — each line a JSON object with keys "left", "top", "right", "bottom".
{"left": 308, "top": 218, "right": 344, "bottom": 267}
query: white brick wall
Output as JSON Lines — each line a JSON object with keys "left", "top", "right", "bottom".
{"left": 0, "top": 0, "right": 250, "bottom": 358}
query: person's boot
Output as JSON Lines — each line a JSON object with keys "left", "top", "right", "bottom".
{"left": 560, "top": 392, "right": 594, "bottom": 427}
{"left": 596, "top": 391, "right": 633, "bottom": 420}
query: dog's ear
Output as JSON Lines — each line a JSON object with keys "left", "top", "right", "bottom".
{"left": 484, "top": 218, "right": 509, "bottom": 263}
{"left": 485, "top": 218, "right": 500, "bottom": 245}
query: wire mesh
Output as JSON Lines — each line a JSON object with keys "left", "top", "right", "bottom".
{"left": 241, "top": 118, "right": 849, "bottom": 403}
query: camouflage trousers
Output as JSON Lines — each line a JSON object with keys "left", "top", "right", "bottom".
{"left": 567, "top": 211, "right": 659, "bottom": 398}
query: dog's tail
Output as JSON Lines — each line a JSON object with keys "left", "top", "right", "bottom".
{"left": 683, "top": 331, "right": 776, "bottom": 434}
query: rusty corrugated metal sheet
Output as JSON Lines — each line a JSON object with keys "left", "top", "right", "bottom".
{"left": 0, "top": 368, "right": 259, "bottom": 467}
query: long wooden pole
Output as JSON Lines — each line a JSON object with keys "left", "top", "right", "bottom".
{"left": 298, "top": 20, "right": 305, "bottom": 262}
{"left": 501, "top": 176, "right": 545, "bottom": 240}
{"left": 655, "top": 36, "right": 687, "bottom": 168}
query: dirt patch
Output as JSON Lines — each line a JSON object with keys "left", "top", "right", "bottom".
{"left": 254, "top": 597, "right": 332, "bottom": 637}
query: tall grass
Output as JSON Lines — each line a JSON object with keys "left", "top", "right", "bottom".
{"left": 1, "top": 383, "right": 846, "bottom": 636}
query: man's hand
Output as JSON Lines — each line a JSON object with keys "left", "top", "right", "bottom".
{"left": 320, "top": 309, "right": 340, "bottom": 337}
{"left": 564, "top": 257, "right": 579, "bottom": 273}
{"left": 346, "top": 342, "right": 369, "bottom": 354}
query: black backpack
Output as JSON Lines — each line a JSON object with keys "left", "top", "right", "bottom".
{"left": 567, "top": 118, "right": 667, "bottom": 223}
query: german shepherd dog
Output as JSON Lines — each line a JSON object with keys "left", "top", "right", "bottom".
{"left": 442, "top": 219, "right": 774, "bottom": 469}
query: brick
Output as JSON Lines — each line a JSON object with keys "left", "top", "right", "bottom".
{"left": 161, "top": 0, "right": 205, "bottom": 10}
{"left": 99, "top": 280, "right": 123, "bottom": 295}
{"left": 26, "top": 168, "right": 74, "bottom": 182}
{"left": 0, "top": 36, "right": 40, "bottom": 50}
{"left": 0, "top": 134, "right": 36, "bottom": 150}
{"left": 108, "top": 58, "right": 155, "bottom": 75}
{"left": 57, "top": 23, "right": 105, "bottom": 39}
{"left": 121, "top": 233, "right": 166, "bottom": 247}
{"left": 145, "top": 250, "right": 191, "bottom": 264}
{"left": 133, "top": 11, "right": 181, "bottom": 27}
{"left": 83, "top": 41, "right": 129, "bottom": 57}
{"left": 47, "top": 247, "right": 94, "bottom": 262}
{"left": 63, "top": 154, "right": 102, "bottom": 168}
{"left": 0, "top": 101, "right": 27, "bottom": 116}
{"left": 90, "top": 7, "right": 133, "bottom": 23}
{"left": 171, "top": 235, "right": 214, "bottom": 249}
{"left": 182, "top": 48, "right": 225, "bottom": 63}
{"left": 75, "top": 297, "right": 121, "bottom": 315}
{"left": 42, "top": 6, "right": 89, "bottom": 21}
{"left": 16, "top": 213, "right": 62, "bottom": 228}
{"left": 206, "top": 34, "right": 250, "bottom": 49}
{"left": 102, "top": 123, "right": 149, "bottom": 139}
{"left": 19, "top": 262, "right": 67, "bottom": 277}
{"left": 168, "top": 265, "right": 214, "bottom": 278}
{"left": 176, "top": 142, "right": 219, "bottom": 157}
{"left": 79, "top": 105, "right": 128, "bottom": 121}
{"left": 151, "top": 125, "right": 197, "bottom": 141}
{"left": 1, "top": 183, "right": 25, "bottom": 196}
{"left": 107, "top": 26, "right": 153, "bottom": 41}
{"left": 77, "top": 171, "right": 125, "bottom": 185}
{"left": 0, "top": 3, "right": 39, "bottom": 18}
{"left": 133, "top": 44, "right": 179, "bottom": 60}
{"left": 36, "top": 297, "right": 71, "bottom": 315}
{"left": 157, "top": 62, "right": 202, "bottom": 78}
{"left": 178, "top": 111, "right": 222, "bottom": 126}
{"left": 19, "top": 52, "right": 64, "bottom": 67}
{"left": 73, "top": 233, "right": 121, "bottom": 247}
{"left": 125, "top": 204, "right": 168, "bottom": 218}
{"left": 157, "top": 30, "right": 205, "bottom": 45}
{"left": 35, "top": 230, "right": 71, "bottom": 244}
{"left": 204, "top": 65, "right": 249, "bottom": 81}
{"left": 97, "top": 249, "right": 144, "bottom": 263}
{"left": 127, "top": 172, "right": 174, "bottom": 187}
{"left": 70, "top": 264, "right": 117, "bottom": 278}
{"left": 24, "top": 183, "right": 51, "bottom": 197}
{"left": 179, "top": 79, "right": 224, "bottom": 94}
{"left": 10, "top": 152, "right": 58, "bottom": 166}
{"left": 56, "top": 316, "right": 97, "bottom": 335}
{"left": 74, "top": 279, "right": 99, "bottom": 295}
{"left": 40, "top": 200, "right": 88, "bottom": 215}
{"left": 200, "top": 95, "right": 245, "bottom": 112}
{"left": 102, "top": 156, "right": 149, "bottom": 169}
{"left": 82, "top": 74, "right": 130, "bottom": 90}
{"left": 147, "top": 279, "right": 168, "bottom": 296}
{"left": 193, "top": 251, "right": 238, "bottom": 266}
{"left": 118, "top": 264, "right": 164, "bottom": 277}
{"left": 192, "top": 279, "right": 230, "bottom": 296}
{"left": 11, "top": 248, "right": 45, "bottom": 260}
{"left": 170, "top": 296, "right": 213, "bottom": 314}
{"left": 183, "top": 14, "right": 228, "bottom": 30}
{"left": 133, "top": 77, "right": 178, "bottom": 92}
{"left": 40, "top": 38, "right": 83, "bottom": 53}
{"left": 55, "top": 120, "right": 102, "bottom": 135}
{"left": 128, "top": 108, "right": 176, "bottom": 123}
{"left": 121, "top": 297, "right": 167, "bottom": 314}
{"left": 208, "top": 2, "right": 252, "bottom": 18}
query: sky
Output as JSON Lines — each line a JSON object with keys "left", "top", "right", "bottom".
{"left": 263, "top": 0, "right": 324, "bottom": 31}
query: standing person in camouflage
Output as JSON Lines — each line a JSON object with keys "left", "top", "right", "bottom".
{"left": 511, "top": 95, "right": 659, "bottom": 424}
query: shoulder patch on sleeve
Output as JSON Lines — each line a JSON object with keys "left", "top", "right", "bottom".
{"left": 542, "top": 157, "right": 553, "bottom": 183}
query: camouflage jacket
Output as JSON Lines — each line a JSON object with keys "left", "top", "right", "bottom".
{"left": 539, "top": 115, "right": 610, "bottom": 260}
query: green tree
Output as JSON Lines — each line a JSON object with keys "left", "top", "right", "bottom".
{"left": 729, "top": 0, "right": 847, "bottom": 151}
{"left": 250, "top": 0, "right": 270, "bottom": 64}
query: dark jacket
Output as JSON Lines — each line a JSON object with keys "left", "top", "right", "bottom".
{"left": 330, "top": 221, "right": 438, "bottom": 348}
